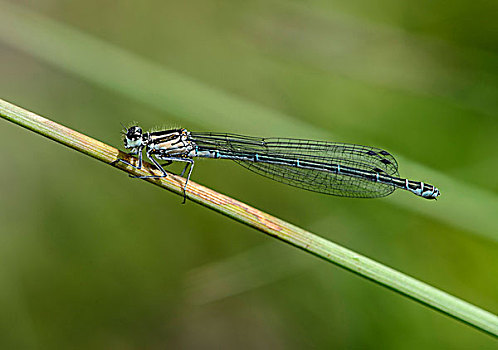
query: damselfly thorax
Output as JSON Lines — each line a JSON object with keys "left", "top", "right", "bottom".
{"left": 147, "top": 129, "right": 196, "bottom": 157}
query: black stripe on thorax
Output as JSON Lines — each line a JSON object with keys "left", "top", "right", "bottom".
{"left": 149, "top": 129, "right": 183, "bottom": 141}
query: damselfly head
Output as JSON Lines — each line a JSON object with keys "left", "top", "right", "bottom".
{"left": 123, "top": 125, "right": 144, "bottom": 149}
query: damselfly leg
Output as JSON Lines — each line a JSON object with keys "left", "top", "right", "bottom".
{"left": 114, "top": 147, "right": 144, "bottom": 176}
{"left": 128, "top": 151, "right": 194, "bottom": 203}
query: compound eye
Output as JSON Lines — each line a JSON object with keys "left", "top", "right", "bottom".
{"left": 127, "top": 126, "right": 143, "bottom": 140}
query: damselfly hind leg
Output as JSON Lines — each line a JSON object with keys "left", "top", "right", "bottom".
{"left": 180, "top": 163, "right": 190, "bottom": 176}
{"left": 181, "top": 160, "right": 194, "bottom": 204}
{"left": 156, "top": 157, "right": 195, "bottom": 203}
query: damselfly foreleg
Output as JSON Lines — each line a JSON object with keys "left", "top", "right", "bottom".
{"left": 113, "top": 147, "right": 145, "bottom": 176}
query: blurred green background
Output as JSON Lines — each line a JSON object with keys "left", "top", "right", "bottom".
{"left": 1, "top": 0, "right": 497, "bottom": 348}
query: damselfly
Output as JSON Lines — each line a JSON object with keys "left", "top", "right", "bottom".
{"left": 116, "top": 126, "right": 440, "bottom": 202}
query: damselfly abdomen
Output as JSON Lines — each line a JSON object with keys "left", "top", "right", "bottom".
{"left": 116, "top": 126, "right": 440, "bottom": 202}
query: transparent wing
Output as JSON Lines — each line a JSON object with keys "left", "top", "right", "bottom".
{"left": 189, "top": 132, "right": 399, "bottom": 198}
